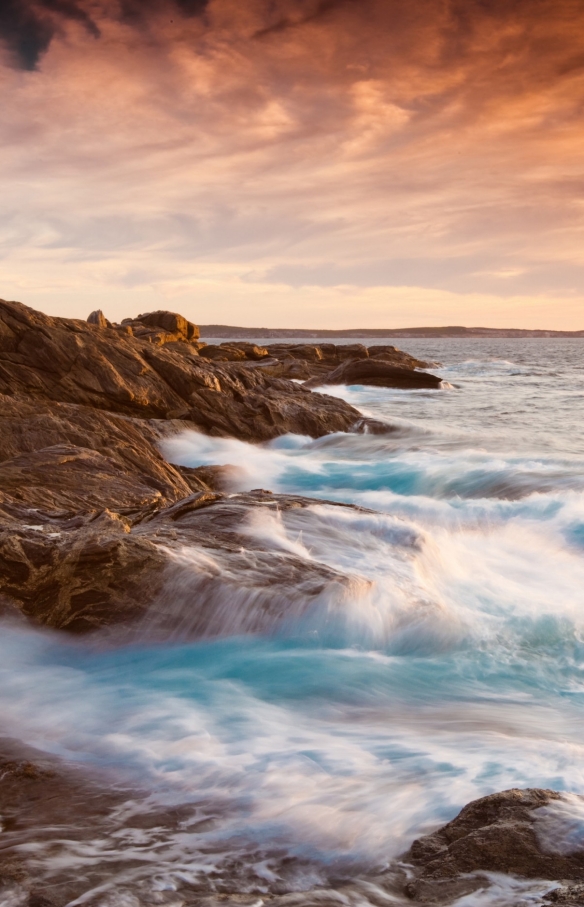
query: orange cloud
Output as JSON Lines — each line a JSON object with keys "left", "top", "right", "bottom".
{"left": 0, "top": 0, "right": 583, "bottom": 327}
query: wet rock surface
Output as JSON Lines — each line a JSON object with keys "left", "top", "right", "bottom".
{"left": 194, "top": 339, "right": 437, "bottom": 386}
{"left": 0, "top": 484, "right": 364, "bottom": 634}
{"left": 0, "top": 298, "right": 432, "bottom": 635}
{"left": 404, "top": 788, "right": 584, "bottom": 903}
{"left": 2, "top": 750, "right": 580, "bottom": 907}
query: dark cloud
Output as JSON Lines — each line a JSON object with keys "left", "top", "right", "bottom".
{"left": 254, "top": 0, "right": 360, "bottom": 38}
{"left": 0, "top": 0, "right": 100, "bottom": 69}
{"left": 0, "top": 0, "right": 209, "bottom": 70}
{"left": 118, "top": 0, "right": 209, "bottom": 25}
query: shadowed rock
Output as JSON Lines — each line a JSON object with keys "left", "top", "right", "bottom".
{"left": 304, "top": 358, "right": 443, "bottom": 390}
{"left": 404, "top": 788, "right": 584, "bottom": 903}
{"left": 86, "top": 309, "right": 109, "bottom": 328}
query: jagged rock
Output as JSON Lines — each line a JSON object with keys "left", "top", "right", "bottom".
{"left": 255, "top": 342, "right": 430, "bottom": 382}
{"left": 404, "top": 788, "right": 584, "bottom": 903}
{"left": 219, "top": 341, "right": 270, "bottom": 360}
{"left": 0, "top": 489, "right": 363, "bottom": 635}
{"left": 0, "top": 445, "right": 182, "bottom": 513}
{"left": 174, "top": 463, "right": 241, "bottom": 492}
{"left": 546, "top": 884, "right": 584, "bottom": 904}
{"left": 304, "top": 358, "right": 442, "bottom": 389}
{"left": 120, "top": 309, "right": 200, "bottom": 344}
{"left": 0, "top": 738, "right": 139, "bottom": 906}
{"left": 0, "top": 508, "right": 167, "bottom": 632}
{"left": 0, "top": 299, "right": 363, "bottom": 441}
{"left": 336, "top": 343, "right": 369, "bottom": 360}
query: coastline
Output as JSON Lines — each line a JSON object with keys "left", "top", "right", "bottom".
{"left": 1, "top": 298, "right": 584, "bottom": 906}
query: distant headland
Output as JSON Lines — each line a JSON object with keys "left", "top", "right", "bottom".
{"left": 200, "top": 325, "right": 584, "bottom": 339}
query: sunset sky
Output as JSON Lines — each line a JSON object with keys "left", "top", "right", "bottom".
{"left": 1, "top": 0, "right": 584, "bottom": 328}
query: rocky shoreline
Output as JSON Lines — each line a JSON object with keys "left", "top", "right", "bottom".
{"left": 1, "top": 298, "right": 582, "bottom": 906}
{"left": 0, "top": 297, "right": 441, "bottom": 633}
{"left": 1, "top": 737, "right": 583, "bottom": 907}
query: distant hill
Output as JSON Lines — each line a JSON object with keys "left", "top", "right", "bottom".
{"left": 199, "top": 324, "right": 584, "bottom": 339}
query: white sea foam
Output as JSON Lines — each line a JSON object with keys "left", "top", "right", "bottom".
{"left": 534, "top": 793, "right": 584, "bottom": 856}
{"left": 3, "top": 341, "right": 584, "bottom": 904}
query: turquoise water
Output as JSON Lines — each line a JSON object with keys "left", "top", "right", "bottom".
{"left": 1, "top": 339, "right": 584, "bottom": 904}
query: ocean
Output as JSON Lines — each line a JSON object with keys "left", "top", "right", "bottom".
{"left": 2, "top": 338, "right": 584, "bottom": 906}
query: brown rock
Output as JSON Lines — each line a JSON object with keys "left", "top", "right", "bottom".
{"left": 120, "top": 309, "right": 200, "bottom": 344}
{"left": 304, "top": 358, "right": 442, "bottom": 390}
{"left": 86, "top": 309, "right": 109, "bottom": 328}
{"left": 0, "top": 445, "right": 179, "bottom": 513}
{"left": 199, "top": 344, "right": 247, "bottom": 361}
{"left": 253, "top": 342, "right": 429, "bottom": 382}
{"left": 220, "top": 341, "right": 270, "bottom": 360}
{"left": 404, "top": 789, "right": 584, "bottom": 903}
{"left": 0, "top": 299, "right": 363, "bottom": 441}
{"left": 0, "top": 490, "right": 363, "bottom": 635}
{"left": 174, "top": 463, "right": 241, "bottom": 492}
{"left": 0, "top": 396, "right": 192, "bottom": 504}
{"left": 133, "top": 309, "right": 199, "bottom": 340}
{"left": 336, "top": 343, "right": 369, "bottom": 360}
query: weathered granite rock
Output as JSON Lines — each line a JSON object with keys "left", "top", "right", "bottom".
{"left": 0, "top": 737, "right": 169, "bottom": 907}
{"left": 220, "top": 341, "right": 270, "bottom": 360}
{"left": 0, "top": 396, "right": 193, "bottom": 503}
{"left": 199, "top": 344, "right": 247, "bottom": 361}
{"left": 546, "top": 884, "right": 584, "bottom": 904}
{"left": 118, "top": 309, "right": 200, "bottom": 344}
{"left": 86, "top": 309, "right": 110, "bottom": 328}
{"left": 0, "top": 298, "right": 429, "bottom": 637}
{"left": 0, "top": 299, "right": 363, "bottom": 441}
{"left": 249, "top": 341, "right": 431, "bottom": 382}
{"left": 305, "top": 358, "right": 442, "bottom": 390}
{"left": 0, "top": 488, "right": 362, "bottom": 634}
{"left": 404, "top": 788, "right": 584, "bottom": 903}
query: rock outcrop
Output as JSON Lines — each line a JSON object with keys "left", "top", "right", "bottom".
{"left": 198, "top": 339, "right": 434, "bottom": 384}
{"left": 0, "top": 738, "right": 133, "bottom": 907}
{"left": 0, "top": 483, "right": 362, "bottom": 634}
{"left": 0, "top": 298, "right": 362, "bottom": 442}
{"left": 0, "top": 297, "right": 435, "bottom": 635}
{"left": 119, "top": 309, "right": 200, "bottom": 344}
{"left": 404, "top": 788, "right": 584, "bottom": 903}
{"left": 304, "top": 358, "right": 443, "bottom": 390}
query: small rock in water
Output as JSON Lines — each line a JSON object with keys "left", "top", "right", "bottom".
{"left": 404, "top": 788, "right": 584, "bottom": 903}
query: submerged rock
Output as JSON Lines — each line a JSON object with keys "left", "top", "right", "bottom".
{"left": 404, "top": 788, "right": 584, "bottom": 903}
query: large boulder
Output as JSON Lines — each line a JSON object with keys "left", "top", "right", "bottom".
{"left": 199, "top": 344, "right": 247, "bottom": 361}
{"left": 86, "top": 309, "right": 109, "bottom": 328}
{"left": 404, "top": 788, "right": 584, "bottom": 903}
{"left": 120, "top": 309, "right": 200, "bottom": 344}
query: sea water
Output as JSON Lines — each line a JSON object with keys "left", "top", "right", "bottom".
{"left": 1, "top": 339, "right": 584, "bottom": 905}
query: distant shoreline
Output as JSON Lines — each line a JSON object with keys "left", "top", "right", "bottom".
{"left": 199, "top": 325, "right": 584, "bottom": 339}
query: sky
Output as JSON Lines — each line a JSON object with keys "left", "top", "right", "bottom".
{"left": 1, "top": 0, "right": 584, "bottom": 329}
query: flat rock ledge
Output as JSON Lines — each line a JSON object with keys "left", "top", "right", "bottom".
{"left": 404, "top": 788, "right": 584, "bottom": 904}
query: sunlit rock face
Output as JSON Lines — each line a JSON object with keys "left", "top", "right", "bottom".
{"left": 0, "top": 298, "right": 362, "bottom": 440}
